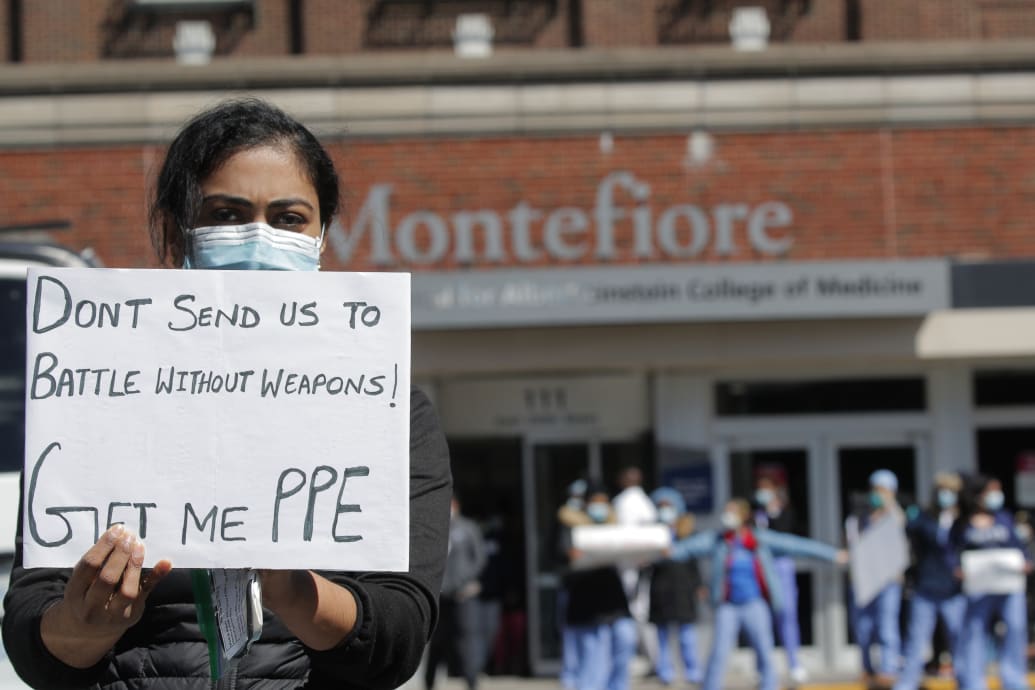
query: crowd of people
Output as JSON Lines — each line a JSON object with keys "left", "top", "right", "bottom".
{"left": 554, "top": 466, "right": 1034, "bottom": 690}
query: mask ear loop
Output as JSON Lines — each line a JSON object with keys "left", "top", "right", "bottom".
{"left": 317, "top": 224, "right": 327, "bottom": 270}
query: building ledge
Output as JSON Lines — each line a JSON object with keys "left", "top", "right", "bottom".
{"left": 2, "top": 40, "right": 1035, "bottom": 95}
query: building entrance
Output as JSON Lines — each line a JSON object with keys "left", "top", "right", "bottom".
{"left": 522, "top": 434, "right": 653, "bottom": 676}
{"left": 714, "top": 427, "right": 928, "bottom": 671}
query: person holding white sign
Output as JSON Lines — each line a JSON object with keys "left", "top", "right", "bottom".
{"left": 560, "top": 481, "right": 636, "bottom": 690}
{"left": 2, "top": 98, "right": 452, "bottom": 689}
{"left": 950, "top": 474, "right": 1032, "bottom": 690}
{"left": 668, "top": 498, "right": 846, "bottom": 690}
{"left": 846, "top": 469, "right": 907, "bottom": 689}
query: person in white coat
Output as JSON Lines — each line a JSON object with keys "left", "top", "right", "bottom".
{"left": 612, "top": 466, "right": 659, "bottom": 671}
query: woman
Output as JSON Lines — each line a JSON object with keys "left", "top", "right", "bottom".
{"left": 950, "top": 474, "right": 1032, "bottom": 690}
{"left": 847, "top": 468, "right": 906, "bottom": 688}
{"left": 559, "top": 481, "right": 636, "bottom": 690}
{"left": 2, "top": 98, "right": 452, "bottom": 689}
{"left": 648, "top": 487, "right": 703, "bottom": 685}
{"left": 893, "top": 472, "right": 965, "bottom": 690}
{"left": 670, "top": 498, "right": 846, "bottom": 690}
{"left": 752, "top": 474, "right": 808, "bottom": 685}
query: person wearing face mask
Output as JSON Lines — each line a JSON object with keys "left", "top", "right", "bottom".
{"left": 847, "top": 468, "right": 907, "bottom": 689}
{"left": 752, "top": 474, "right": 809, "bottom": 685}
{"left": 425, "top": 496, "right": 487, "bottom": 690}
{"left": 646, "top": 487, "right": 703, "bottom": 686}
{"left": 560, "top": 482, "right": 636, "bottom": 690}
{"left": 668, "top": 499, "right": 847, "bottom": 690}
{"left": 950, "top": 474, "right": 1033, "bottom": 690}
{"left": 2, "top": 98, "right": 452, "bottom": 690}
{"left": 893, "top": 472, "right": 965, "bottom": 690}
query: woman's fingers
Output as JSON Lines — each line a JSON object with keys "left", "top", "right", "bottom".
{"left": 66, "top": 524, "right": 125, "bottom": 603}
{"left": 83, "top": 531, "right": 137, "bottom": 614}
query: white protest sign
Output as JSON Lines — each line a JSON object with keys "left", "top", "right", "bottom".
{"left": 23, "top": 268, "right": 410, "bottom": 571}
{"left": 571, "top": 524, "right": 671, "bottom": 570}
{"left": 962, "top": 548, "right": 1027, "bottom": 595}
{"left": 846, "top": 513, "right": 909, "bottom": 607}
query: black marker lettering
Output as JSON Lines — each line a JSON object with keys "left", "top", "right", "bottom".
{"left": 221, "top": 507, "right": 248, "bottom": 542}
{"left": 271, "top": 468, "right": 306, "bottom": 542}
{"left": 304, "top": 466, "right": 337, "bottom": 542}
{"left": 181, "top": 503, "right": 217, "bottom": 543}
{"left": 332, "top": 466, "right": 369, "bottom": 543}
{"left": 32, "top": 275, "right": 72, "bottom": 334}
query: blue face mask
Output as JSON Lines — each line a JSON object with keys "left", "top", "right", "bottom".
{"left": 755, "top": 489, "right": 775, "bottom": 507}
{"left": 657, "top": 505, "right": 678, "bottom": 525}
{"left": 983, "top": 490, "right": 1005, "bottom": 512}
{"left": 869, "top": 491, "right": 884, "bottom": 509}
{"left": 183, "top": 223, "right": 322, "bottom": 271}
{"left": 937, "top": 489, "right": 957, "bottom": 509}
{"left": 587, "top": 503, "right": 610, "bottom": 523}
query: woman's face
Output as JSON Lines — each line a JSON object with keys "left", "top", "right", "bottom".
{"left": 197, "top": 145, "right": 322, "bottom": 238}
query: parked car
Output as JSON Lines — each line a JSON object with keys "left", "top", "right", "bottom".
{"left": 0, "top": 241, "right": 96, "bottom": 685}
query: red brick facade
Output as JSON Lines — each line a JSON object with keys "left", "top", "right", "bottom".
{"left": 4, "top": 0, "right": 1035, "bottom": 64}
{"left": 3, "top": 125, "right": 1033, "bottom": 270}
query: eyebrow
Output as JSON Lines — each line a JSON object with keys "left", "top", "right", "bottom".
{"left": 201, "top": 194, "right": 315, "bottom": 212}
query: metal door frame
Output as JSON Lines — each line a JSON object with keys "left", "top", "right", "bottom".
{"left": 522, "top": 432, "right": 602, "bottom": 677}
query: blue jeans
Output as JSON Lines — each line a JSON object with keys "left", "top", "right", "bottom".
{"left": 773, "top": 557, "right": 802, "bottom": 670}
{"left": 893, "top": 592, "right": 965, "bottom": 690}
{"left": 957, "top": 591, "right": 1029, "bottom": 690}
{"left": 656, "top": 622, "right": 702, "bottom": 683}
{"left": 703, "top": 599, "right": 776, "bottom": 690}
{"left": 572, "top": 618, "right": 637, "bottom": 690}
{"left": 561, "top": 624, "right": 579, "bottom": 689}
{"left": 851, "top": 582, "right": 902, "bottom": 676}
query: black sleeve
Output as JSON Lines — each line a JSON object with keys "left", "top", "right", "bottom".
{"left": 306, "top": 385, "right": 452, "bottom": 689}
{"left": 2, "top": 473, "right": 113, "bottom": 689}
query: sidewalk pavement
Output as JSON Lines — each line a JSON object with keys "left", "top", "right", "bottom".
{"left": 416, "top": 670, "right": 1035, "bottom": 690}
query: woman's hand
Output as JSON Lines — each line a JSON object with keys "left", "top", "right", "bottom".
{"left": 40, "top": 524, "right": 172, "bottom": 669}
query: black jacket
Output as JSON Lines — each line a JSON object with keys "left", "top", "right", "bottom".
{"left": 2, "top": 386, "right": 452, "bottom": 690}
{"left": 648, "top": 558, "right": 702, "bottom": 625}
{"left": 558, "top": 525, "right": 629, "bottom": 626}
{"left": 905, "top": 510, "right": 960, "bottom": 600}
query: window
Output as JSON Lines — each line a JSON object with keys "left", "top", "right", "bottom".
{"left": 715, "top": 377, "right": 926, "bottom": 416}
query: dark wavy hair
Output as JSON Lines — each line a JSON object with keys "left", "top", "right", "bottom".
{"left": 958, "top": 473, "right": 996, "bottom": 520}
{"left": 148, "top": 98, "right": 341, "bottom": 266}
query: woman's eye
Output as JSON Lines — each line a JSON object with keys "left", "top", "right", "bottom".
{"left": 211, "top": 208, "right": 240, "bottom": 223}
{"left": 275, "top": 212, "right": 307, "bottom": 229}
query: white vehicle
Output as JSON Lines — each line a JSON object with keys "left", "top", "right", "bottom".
{"left": 0, "top": 241, "right": 95, "bottom": 686}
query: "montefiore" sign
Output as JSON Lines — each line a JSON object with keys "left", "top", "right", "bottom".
{"left": 328, "top": 172, "right": 794, "bottom": 266}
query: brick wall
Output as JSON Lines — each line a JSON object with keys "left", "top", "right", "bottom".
{"left": 7, "top": 0, "right": 1035, "bottom": 63}
{"left": 2, "top": 125, "right": 1033, "bottom": 270}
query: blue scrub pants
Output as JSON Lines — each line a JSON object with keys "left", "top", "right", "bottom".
{"left": 655, "top": 622, "right": 702, "bottom": 684}
{"left": 892, "top": 592, "right": 965, "bottom": 690}
{"left": 702, "top": 598, "right": 777, "bottom": 690}
{"left": 851, "top": 582, "right": 902, "bottom": 677}
{"left": 572, "top": 618, "right": 637, "bottom": 690}
{"left": 957, "top": 591, "right": 1029, "bottom": 690}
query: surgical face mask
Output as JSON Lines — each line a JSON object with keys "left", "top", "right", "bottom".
{"left": 755, "top": 489, "right": 775, "bottom": 507}
{"left": 720, "top": 511, "right": 742, "bottom": 531}
{"left": 587, "top": 503, "right": 610, "bottom": 524}
{"left": 658, "top": 506, "right": 678, "bottom": 525}
{"left": 183, "top": 222, "right": 322, "bottom": 271}
{"left": 937, "top": 489, "right": 957, "bottom": 510}
{"left": 869, "top": 491, "right": 884, "bottom": 509}
{"left": 983, "top": 490, "right": 1005, "bottom": 512}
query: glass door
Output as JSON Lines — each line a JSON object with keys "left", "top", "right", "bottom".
{"left": 523, "top": 439, "right": 596, "bottom": 677}
{"left": 729, "top": 447, "right": 816, "bottom": 647}
{"left": 522, "top": 434, "right": 656, "bottom": 676}
{"left": 831, "top": 437, "right": 925, "bottom": 657}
